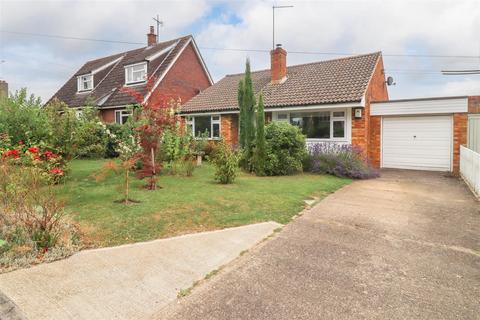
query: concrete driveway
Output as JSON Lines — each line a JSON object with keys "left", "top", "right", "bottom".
{"left": 160, "top": 170, "right": 480, "bottom": 320}
{"left": 0, "top": 222, "right": 281, "bottom": 320}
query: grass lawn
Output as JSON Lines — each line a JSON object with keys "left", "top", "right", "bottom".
{"left": 57, "top": 159, "right": 351, "bottom": 247}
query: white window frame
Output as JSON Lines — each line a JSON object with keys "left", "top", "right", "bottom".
{"left": 124, "top": 62, "right": 147, "bottom": 85}
{"left": 77, "top": 74, "right": 93, "bottom": 92}
{"left": 273, "top": 108, "right": 350, "bottom": 143}
{"left": 186, "top": 115, "right": 221, "bottom": 140}
{"left": 115, "top": 109, "right": 132, "bottom": 125}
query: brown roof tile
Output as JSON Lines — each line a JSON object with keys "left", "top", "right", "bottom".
{"left": 181, "top": 52, "right": 381, "bottom": 113}
{"left": 49, "top": 36, "right": 192, "bottom": 108}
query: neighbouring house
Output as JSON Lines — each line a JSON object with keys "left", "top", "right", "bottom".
{"left": 49, "top": 26, "right": 213, "bottom": 124}
{"left": 0, "top": 80, "right": 7, "bottom": 98}
{"left": 180, "top": 45, "right": 476, "bottom": 174}
{"left": 180, "top": 44, "right": 389, "bottom": 165}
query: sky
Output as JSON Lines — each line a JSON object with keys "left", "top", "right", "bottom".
{"left": 0, "top": 0, "right": 479, "bottom": 102}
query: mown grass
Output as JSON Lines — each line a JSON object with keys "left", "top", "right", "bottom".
{"left": 57, "top": 159, "right": 351, "bottom": 247}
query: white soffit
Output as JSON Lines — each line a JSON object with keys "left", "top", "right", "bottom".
{"left": 371, "top": 96, "right": 468, "bottom": 116}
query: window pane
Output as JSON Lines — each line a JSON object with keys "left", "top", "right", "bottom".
{"left": 212, "top": 123, "right": 220, "bottom": 138}
{"left": 115, "top": 112, "right": 121, "bottom": 124}
{"left": 290, "top": 111, "right": 330, "bottom": 139}
{"left": 195, "top": 116, "right": 211, "bottom": 137}
{"left": 333, "top": 111, "right": 345, "bottom": 118}
{"left": 212, "top": 115, "right": 220, "bottom": 121}
{"left": 277, "top": 113, "right": 288, "bottom": 121}
{"left": 333, "top": 120, "right": 345, "bottom": 138}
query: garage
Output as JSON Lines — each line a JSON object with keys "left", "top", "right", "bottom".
{"left": 382, "top": 115, "right": 452, "bottom": 171}
{"left": 371, "top": 96, "right": 469, "bottom": 172}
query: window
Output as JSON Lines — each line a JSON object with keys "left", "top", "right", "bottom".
{"left": 77, "top": 74, "right": 93, "bottom": 92}
{"left": 125, "top": 62, "right": 147, "bottom": 85}
{"left": 284, "top": 110, "right": 346, "bottom": 140}
{"left": 115, "top": 109, "right": 132, "bottom": 124}
{"left": 290, "top": 111, "right": 330, "bottom": 139}
{"left": 187, "top": 115, "right": 221, "bottom": 139}
{"left": 276, "top": 113, "right": 288, "bottom": 121}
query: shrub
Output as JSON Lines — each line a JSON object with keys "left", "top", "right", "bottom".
{"left": 1, "top": 143, "right": 68, "bottom": 184}
{"left": 212, "top": 141, "right": 240, "bottom": 184}
{"left": 74, "top": 107, "right": 108, "bottom": 158}
{"left": 264, "top": 122, "right": 307, "bottom": 176}
{"left": 307, "top": 143, "right": 379, "bottom": 179}
{"left": 104, "top": 123, "right": 123, "bottom": 158}
{"left": 0, "top": 89, "right": 51, "bottom": 146}
{"left": 0, "top": 163, "right": 80, "bottom": 272}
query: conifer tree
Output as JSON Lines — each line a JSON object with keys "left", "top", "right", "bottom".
{"left": 241, "top": 59, "right": 256, "bottom": 170}
{"left": 254, "top": 94, "right": 266, "bottom": 176}
{"left": 238, "top": 79, "right": 245, "bottom": 148}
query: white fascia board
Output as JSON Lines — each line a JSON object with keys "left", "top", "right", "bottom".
{"left": 146, "top": 42, "right": 178, "bottom": 62}
{"left": 142, "top": 38, "right": 190, "bottom": 104}
{"left": 265, "top": 102, "right": 361, "bottom": 112}
{"left": 91, "top": 56, "right": 123, "bottom": 75}
{"left": 371, "top": 97, "right": 468, "bottom": 116}
{"left": 190, "top": 37, "right": 214, "bottom": 85}
{"left": 179, "top": 110, "right": 239, "bottom": 116}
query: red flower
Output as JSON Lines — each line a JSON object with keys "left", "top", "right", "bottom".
{"left": 27, "top": 147, "right": 39, "bottom": 153}
{"left": 2, "top": 149, "right": 20, "bottom": 158}
{"left": 33, "top": 156, "right": 41, "bottom": 161}
{"left": 49, "top": 168, "right": 64, "bottom": 175}
{"left": 18, "top": 140, "right": 24, "bottom": 145}
{"left": 43, "top": 151, "right": 58, "bottom": 159}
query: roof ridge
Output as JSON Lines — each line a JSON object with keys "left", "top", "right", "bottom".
{"left": 82, "top": 35, "right": 192, "bottom": 64}
{"left": 225, "top": 51, "right": 382, "bottom": 77}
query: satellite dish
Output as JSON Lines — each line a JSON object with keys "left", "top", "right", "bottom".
{"left": 386, "top": 76, "right": 396, "bottom": 86}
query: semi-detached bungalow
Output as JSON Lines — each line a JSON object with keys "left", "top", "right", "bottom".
{"left": 180, "top": 45, "right": 477, "bottom": 174}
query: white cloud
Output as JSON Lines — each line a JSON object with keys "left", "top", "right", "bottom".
{"left": 0, "top": 0, "right": 479, "bottom": 101}
{"left": 196, "top": 0, "right": 480, "bottom": 98}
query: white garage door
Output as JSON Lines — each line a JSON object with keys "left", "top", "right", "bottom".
{"left": 382, "top": 115, "right": 452, "bottom": 171}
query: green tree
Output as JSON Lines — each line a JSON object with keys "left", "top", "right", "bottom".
{"left": 238, "top": 79, "right": 245, "bottom": 147}
{"left": 254, "top": 94, "right": 266, "bottom": 176}
{"left": 238, "top": 59, "right": 256, "bottom": 171}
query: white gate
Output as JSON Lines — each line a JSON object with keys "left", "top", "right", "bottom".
{"left": 460, "top": 145, "right": 480, "bottom": 198}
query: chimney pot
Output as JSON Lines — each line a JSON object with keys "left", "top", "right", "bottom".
{"left": 147, "top": 26, "right": 157, "bottom": 46}
{"left": 271, "top": 46, "right": 287, "bottom": 84}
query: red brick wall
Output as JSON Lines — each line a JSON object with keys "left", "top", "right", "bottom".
{"left": 221, "top": 114, "right": 239, "bottom": 145}
{"left": 149, "top": 42, "right": 211, "bottom": 107}
{"left": 369, "top": 116, "right": 382, "bottom": 168}
{"left": 453, "top": 113, "right": 468, "bottom": 174}
{"left": 101, "top": 109, "right": 115, "bottom": 123}
{"left": 353, "top": 55, "right": 388, "bottom": 163}
{"left": 469, "top": 96, "right": 480, "bottom": 113}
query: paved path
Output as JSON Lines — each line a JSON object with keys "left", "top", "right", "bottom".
{"left": 0, "top": 222, "right": 281, "bottom": 320}
{"left": 160, "top": 170, "right": 480, "bottom": 320}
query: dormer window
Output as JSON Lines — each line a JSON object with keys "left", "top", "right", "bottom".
{"left": 125, "top": 62, "right": 147, "bottom": 85}
{"left": 77, "top": 74, "right": 93, "bottom": 92}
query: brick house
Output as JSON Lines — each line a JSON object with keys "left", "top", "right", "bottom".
{"left": 181, "top": 45, "right": 473, "bottom": 174}
{"left": 49, "top": 27, "right": 213, "bottom": 124}
{"left": 181, "top": 45, "right": 389, "bottom": 165}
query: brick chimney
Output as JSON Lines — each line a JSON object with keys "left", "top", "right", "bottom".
{"left": 271, "top": 44, "right": 287, "bottom": 84}
{"left": 0, "top": 80, "right": 7, "bottom": 99}
{"left": 147, "top": 26, "right": 157, "bottom": 46}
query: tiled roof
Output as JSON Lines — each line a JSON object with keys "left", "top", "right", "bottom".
{"left": 181, "top": 52, "right": 381, "bottom": 113}
{"left": 49, "top": 36, "right": 192, "bottom": 108}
